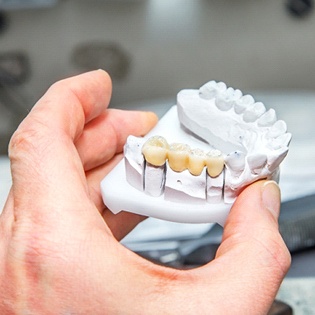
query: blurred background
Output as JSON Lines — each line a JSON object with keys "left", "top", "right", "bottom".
{"left": 1, "top": 0, "right": 315, "bottom": 313}
{"left": 1, "top": 0, "right": 315, "bottom": 151}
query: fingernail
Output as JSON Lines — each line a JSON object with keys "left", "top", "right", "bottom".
{"left": 262, "top": 181, "right": 281, "bottom": 219}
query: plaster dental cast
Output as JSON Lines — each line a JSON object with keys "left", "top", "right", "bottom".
{"left": 101, "top": 80, "right": 291, "bottom": 225}
{"left": 0, "top": 71, "right": 291, "bottom": 314}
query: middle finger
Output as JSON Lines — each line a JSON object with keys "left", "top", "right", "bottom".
{"left": 75, "top": 109, "right": 158, "bottom": 171}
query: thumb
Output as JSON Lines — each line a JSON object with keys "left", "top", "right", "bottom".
{"left": 160, "top": 181, "right": 290, "bottom": 314}
{"left": 194, "top": 181, "right": 291, "bottom": 314}
{"left": 218, "top": 180, "right": 288, "bottom": 259}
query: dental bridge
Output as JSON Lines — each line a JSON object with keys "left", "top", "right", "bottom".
{"left": 101, "top": 81, "right": 291, "bottom": 225}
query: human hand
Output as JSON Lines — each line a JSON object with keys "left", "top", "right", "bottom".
{"left": 0, "top": 70, "right": 290, "bottom": 314}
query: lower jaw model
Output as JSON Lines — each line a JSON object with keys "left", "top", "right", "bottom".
{"left": 101, "top": 81, "right": 291, "bottom": 225}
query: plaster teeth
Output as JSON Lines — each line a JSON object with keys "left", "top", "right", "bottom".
{"left": 247, "top": 153, "right": 267, "bottom": 174}
{"left": 168, "top": 143, "right": 191, "bottom": 172}
{"left": 257, "top": 108, "right": 277, "bottom": 127}
{"left": 123, "top": 80, "right": 291, "bottom": 212}
{"left": 243, "top": 102, "right": 266, "bottom": 123}
{"left": 268, "top": 147, "right": 289, "bottom": 172}
{"left": 229, "top": 88, "right": 243, "bottom": 100}
{"left": 277, "top": 133, "right": 292, "bottom": 147}
{"left": 224, "top": 151, "right": 246, "bottom": 175}
{"left": 234, "top": 94, "right": 255, "bottom": 114}
{"left": 205, "top": 150, "right": 225, "bottom": 177}
{"left": 269, "top": 133, "right": 292, "bottom": 150}
{"left": 142, "top": 136, "right": 169, "bottom": 166}
{"left": 215, "top": 87, "right": 242, "bottom": 111}
{"left": 199, "top": 80, "right": 227, "bottom": 100}
{"left": 267, "top": 120, "right": 287, "bottom": 139}
{"left": 188, "top": 148, "right": 206, "bottom": 176}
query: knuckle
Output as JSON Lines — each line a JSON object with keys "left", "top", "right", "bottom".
{"left": 9, "top": 127, "right": 37, "bottom": 160}
{"left": 8, "top": 120, "right": 50, "bottom": 164}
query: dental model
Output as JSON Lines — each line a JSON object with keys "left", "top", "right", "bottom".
{"left": 101, "top": 81, "right": 291, "bottom": 225}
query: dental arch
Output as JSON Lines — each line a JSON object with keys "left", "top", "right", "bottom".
{"left": 124, "top": 81, "right": 291, "bottom": 205}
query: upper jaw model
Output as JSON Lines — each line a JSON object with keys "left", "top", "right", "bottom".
{"left": 101, "top": 81, "right": 291, "bottom": 225}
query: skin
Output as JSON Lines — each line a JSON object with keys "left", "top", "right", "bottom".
{"left": 0, "top": 70, "right": 290, "bottom": 315}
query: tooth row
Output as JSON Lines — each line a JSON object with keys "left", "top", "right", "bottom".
{"left": 124, "top": 131, "right": 289, "bottom": 205}
{"left": 141, "top": 136, "right": 225, "bottom": 177}
{"left": 179, "top": 80, "right": 292, "bottom": 157}
{"left": 198, "top": 80, "right": 276, "bottom": 125}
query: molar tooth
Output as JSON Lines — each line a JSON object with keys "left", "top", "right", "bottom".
{"left": 224, "top": 151, "right": 246, "bottom": 175}
{"left": 199, "top": 80, "right": 226, "bottom": 100}
{"left": 168, "top": 143, "right": 191, "bottom": 172}
{"left": 188, "top": 148, "right": 206, "bottom": 176}
{"left": 243, "top": 102, "right": 266, "bottom": 123}
{"left": 247, "top": 153, "right": 267, "bottom": 174}
{"left": 267, "top": 120, "right": 287, "bottom": 138}
{"left": 257, "top": 108, "right": 277, "bottom": 127}
{"left": 234, "top": 94, "right": 255, "bottom": 114}
{"left": 142, "top": 136, "right": 169, "bottom": 166}
{"left": 215, "top": 87, "right": 239, "bottom": 111}
{"left": 216, "top": 93, "right": 232, "bottom": 111}
{"left": 205, "top": 149, "right": 224, "bottom": 177}
{"left": 229, "top": 88, "right": 243, "bottom": 100}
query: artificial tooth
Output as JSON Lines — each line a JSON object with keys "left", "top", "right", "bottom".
{"left": 247, "top": 153, "right": 267, "bottom": 174}
{"left": 199, "top": 81, "right": 227, "bottom": 100}
{"left": 257, "top": 109, "right": 277, "bottom": 127}
{"left": 224, "top": 151, "right": 246, "bottom": 174}
{"left": 188, "top": 148, "right": 206, "bottom": 176}
{"left": 168, "top": 143, "right": 191, "bottom": 172}
{"left": 267, "top": 120, "right": 287, "bottom": 138}
{"left": 243, "top": 102, "right": 266, "bottom": 123}
{"left": 142, "top": 136, "right": 169, "bottom": 166}
{"left": 234, "top": 94, "right": 255, "bottom": 114}
{"left": 205, "top": 149, "right": 224, "bottom": 177}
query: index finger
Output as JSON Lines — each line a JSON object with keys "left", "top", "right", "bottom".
{"left": 9, "top": 71, "right": 112, "bottom": 220}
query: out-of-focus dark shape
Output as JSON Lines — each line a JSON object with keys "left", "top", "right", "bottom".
{"left": 0, "top": 51, "right": 30, "bottom": 85}
{"left": 268, "top": 300, "right": 293, "bottom": 315}
{"left": 0, "top": 11, "right": 8, "bottom": 34}
{"left": 72, "top": 41, "right": 131, "bottom": 81}
{"left": 0, "top": 51, "right": 30, "bottom": 155}
{"left": 286, "top": 0, "right": 314, "bottom": 17}
{"left": 279, "top": 194, "right": 315, "bottom": 252}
